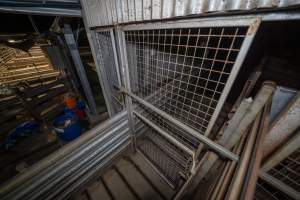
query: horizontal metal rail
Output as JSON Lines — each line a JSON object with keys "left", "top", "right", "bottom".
{"left": 134, "top": 110, "right": 194, "bottom": 156}
{"left": 120, "top": 87, "right": 238, "bottom": 161}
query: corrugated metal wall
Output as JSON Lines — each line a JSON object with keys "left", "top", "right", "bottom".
{"left": 81, "top": 0, "right": 300, "bottom": 28}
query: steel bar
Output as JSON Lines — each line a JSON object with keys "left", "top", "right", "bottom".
{"left": 211, "top": 134, "right": 247, "bottom": 200}
{"left": 204, "top": 18, "right": 261, "bottom": 138}
{"left": 263, "top": 90, "right": 300, "bottom": 158}
{"left": 205, "top": 71, "right": 261, "bottom": 199}
{"left": 63, "top": 24, "right": 98, "bottom": 114}
{"left": 28, "top": 15, "right": 41, "bottom": 35}
{"left": 116, "top": 28, "right": 137, "bottom": 151}
{"left": 120, "top": 87, "right": 238, "bottom": 161}
{"left": 134, "top": 111, "right": 194, "bottom": 156}
{"left": 261, "top": 129, "right": 300, "bottom": 172}
{"left": 219, "top": 81, "right": 276, "bottom": 149}
{"left": 207, "top": 143, "right": 237, "bottom": 199}
{"left": 225, "top": 114, "right": 261, "bottom": 200}
{"left": 240, "top": 99, "right": 272, "bottom": 200}
{"left": 0, "top": 6, "right": 81, "bottom": 17}
{"left": 173, "top": 81, "right": 276, "bottom": 200}
{"left": 260, "top": 171, "right": 300, "bottom": 200}
{"left": 122, "top": 17, "right": 260, "bottom": 31}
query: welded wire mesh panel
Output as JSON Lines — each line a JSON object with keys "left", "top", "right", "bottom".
{"left": 135, "top": 101, "right": 200, "bottom": 150}
{"left": 95, "top": 30, "right": 123, "bottom": 114}
{"left": 267, "top": 148, "right": 300, "bottom": 192}
{"left": 254, "top": 179, "right": 294, "bottom": 200}
{"left": 125, "top": 27, "right": 248, "bottom": 135}
{"left": 137, "top": 124, "right": 192, "bottom": 187}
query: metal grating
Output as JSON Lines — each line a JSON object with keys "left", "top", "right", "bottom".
{"left": 137, "top": 124, "right": 192, "bottom": 187}
{"left": 135, "top": 101, "right": 200, "bottom": 151}
{"left": 95, "top": 30, "right": 123, "bottom": 115}
{"left": 255, "top": 179, "right": 294, "bottom": 200}
{"left": 125, "top": 27, "right": 247, "bottom": 135}
{"left": 267, "top": 148, "right": 300, "bottom": 192}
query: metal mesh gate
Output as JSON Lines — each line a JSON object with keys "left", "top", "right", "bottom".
{"left": 120, "top": 18, "right": 260, "bottom": 187}
{"left": 125, "top": 27, "right": 247, "bottom": 134}
{"left": 93, "top": 30, "right": 123, "bottom": 115}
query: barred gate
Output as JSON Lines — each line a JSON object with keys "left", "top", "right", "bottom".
{"left": 93, "top": 17, "right": 261, "bottom": 188}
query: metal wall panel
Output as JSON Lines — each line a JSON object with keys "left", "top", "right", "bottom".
{"left": 80, "top": 0, "right": 300, "bottom": 28}
{"left": 0, "top": 111, "right": 130, "bottom": 200}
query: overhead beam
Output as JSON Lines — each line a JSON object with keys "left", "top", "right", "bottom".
{"left": 0, "top": 6, "right": 81, "bottom": 17}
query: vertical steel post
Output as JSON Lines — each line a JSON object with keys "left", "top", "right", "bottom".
{"left": 115, "top": 27, "right": 137, "bottom": 151}
{"left": 63, "top": 24, "right": 98, "bottom": 114}
{"left": 80, "top": 5, "right": 116, "bottom": 117}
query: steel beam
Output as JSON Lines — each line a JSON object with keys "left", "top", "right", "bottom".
{"left": 63, "top": 24, "right": 98, "bottom": 114}
{"left": 116, "top": 28, "right": 137, "bottom": 151}
{"left": 0, "top": 6, "right": 81, "bottom": 17}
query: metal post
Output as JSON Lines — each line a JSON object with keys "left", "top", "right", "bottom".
{"left": 204, "top": 18, "right": 261, "bottom": 138}
{"left": 63, "top": 24, "right": 98, "bottom": 114}
{"left": 115, "top": 27, "right": 137, "bottom": 151}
